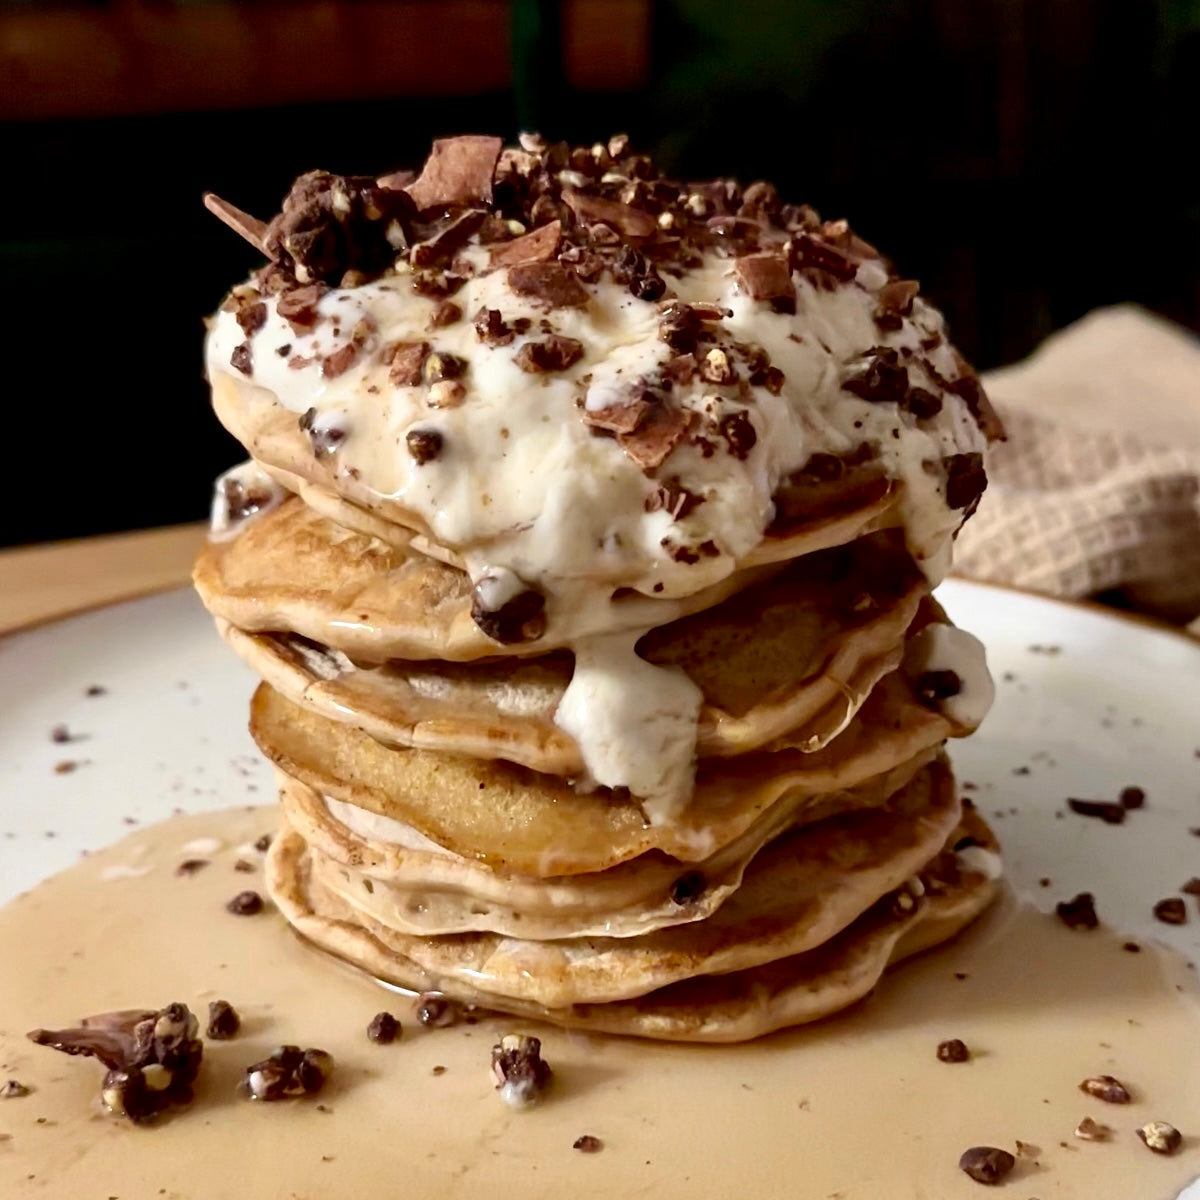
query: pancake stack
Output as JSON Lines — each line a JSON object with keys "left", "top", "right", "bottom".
{"left": 195, "top": 134, "right": 1004, "bottom": 1042}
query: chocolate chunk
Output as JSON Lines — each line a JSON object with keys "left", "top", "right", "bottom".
{"left": 471, "top": 572, "right": 547, "bottom": 644}
{"left": 789, "top": 232, "right": 858, "bottom": 282}
{"left": 658, "top": 304, "right": 701, "bottom": 352}
{"left": 1119, "top": 785, "right": 1145, "bottom": 809}
{"left": 473, "top": 307, "right": 514, "bottom": 346}
{"left": 619, "top": 403, "right": 695, "bottom": 470}
{"left": 298, "top": 408, "right": 346, "bottom": 457}
{"left": 243, "top": 1045, "right": 333, "bottom": 1101}
{"left": 253, "top": 833, "right": 272, "bottom": 852}
{"left": 230, "top": 341, "right": 253, "bottom": 376}
{"left": 424, "top": 351, "right": 466, "bottom": 383}
{"left": 944, "top": 453, "right": 987, "bottom": 513}
{"left": 842, "top": 347, "right": 909, "bottom": 406}
{"left": 414, "top": 993, "right": 463, "bottom": 1029}
{"left": 367, "top": 1012, "right": 400, "bottom": 1044}
{"left": 1, "top": 1080, "right": 30, "bottom": 1098}
{"left": 321, "top": 341, "right": 361, "bottom": 380}
{"left": 387, "top": 340, "right": 430, "bottom": 387}
{"left": 609, "top": 245, "right": 666, "bottom": 301}
{"left": 669, "top": 872, "right": 706, "bottom": 905}
{"left": 915, "top": 669, "right": 962, "bottom": 708}
{"left": 487, "top": 221, "right": 563, "bottom": 270}
{"left": 1137, "top": 1120, "right": 1182, "bottom": 1155}
{"left": 175, "top": 859, "right": 209, "bottom": 877}
{"left": 1066, "top": 797, "right": 1126, "bottom": 825}
{"left": 936, "top": 1038, "right": 970, "bottom": 1062}
{"left": 428, "top": 300, "right": 463, "bottom": 329}
{"left": 203, "top": 193, "right": 269, "bottom": 254}
{"left": 206, "top": 1000, "right": 240, "bottom": 1040}
{"left": 226, "top": 890, "right": 264, "bottom": 916}
{"left": 406, "top": 428, "right": 444, "bottom": 465}
{"left": 699, "top": 347, "right": 738, "bottom": 385}
{"left": 276, "top": 284, "right": 327, "bottom": 331}
{"left": 646, "top": 481, "right": 702, "bottom": 521}
{"left": 874, "top": 278, "right": 920, "bottom": 330}
{"left": 508, "top": 262, "right": 590, "bottom": 308}
{"left": 1056, "top": 892, "right": 1099, "bottom": 930}
{"left": 491, "top": 1033, "right": 552, "bottom": 1110}
{"left": 50, "top": 724, "right": 73, "bottom": 744}
{"left": 1080, "top": 1074, "right": 1132, "bottom": 1103}
{"left": 903, "top": 386, "right": 942, "bottom": 419}
{"left": 264, "top": 171, "right": 412, "bottom": 284}
{"left": 410, "top": 210, "right": 487, "bottom": 268}
{"left": 733, "top": 253, "right": 794, "bottom": 303}
{"left": 738, "top": 180, "right": 782, "bottom": 220}
{"left": 946, "top": 357, "right": 1006, "bottom": 442}
{"left": 1153, "top": 897, "right": 1188, "bottom": 925}
{"left": 28, "top": 1003, "right": 203, "bottom": 1123}
{"left": 514, "top": 334, "right": 584, "bottom": 373}
{"left": 562, "top": 189, "right": 657, "bottom": 238}
{"left": 719, "top": 410, "right": 757, "bottom": 460}
{"left": 1182, "top": 877, "right": 1200, "bottom": 895}
{"left": 85, "top": 685, "right": 107, "bottom": 697}
{"left": 957, "top": 1146, "right": 1015, "bottom": 1186}
{"left": 573, "top": 1135, "right": 603, "bottom": 1153}
{"left": 404, "top": 135, "right": 503, "bottom": 212}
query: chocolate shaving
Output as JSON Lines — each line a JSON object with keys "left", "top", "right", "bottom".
{"left": 842, "top": 347, "right": 909, "bottom": 406}
{"left": 404, "top": 136, "right": 503, "bottom": 212}
{"left": 203, "top": 193, "right": 268, "bottom": 255}
{"left": 646, "top": 481, "right": 703, "bottom": 521}
{"left": 514, "top": 335, "right": 584, "bottom": 373}
{"left": 321, "top": 342, "right": 361, "bottom": 380}
{"left": 619, "top": 403, "right": 695, "bottom": 470}
{"left": 875, "top": 278, "right": 920, "bottom": 330}
{"left": 508, "top": 262, "right": 589, "bottom": 308}
{"left": 584, "top": 393, "right": 653, "bottom": 436}
{"left": 410, "top": 209, "right": 487, "bottom": 269}
{"left": 789, "top": 233, "right": 858, "bottom": 282}
{"left": 488, "top": 220, "right": 563, "bottom": 269}
{"left": 387, "top": 341, "right": 430, "bottom": 387}
{"left": 562, "top": 189, "right": 657, "bottom": 238}
{"left": 733, "top": 253, "right": 794, "bottom": 302}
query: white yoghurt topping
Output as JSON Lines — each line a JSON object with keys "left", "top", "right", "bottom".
{"left": 205, "top": 140, "right": 996, "bottom": 819}
{"left": 905, "top": 623, "right": 995, "bottom": 730}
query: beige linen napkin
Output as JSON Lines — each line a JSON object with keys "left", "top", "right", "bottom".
{"left": 952, "top": 305, "right": 1200, "bottom": 631}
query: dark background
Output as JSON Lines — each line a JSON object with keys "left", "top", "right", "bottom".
{"left": 3, "top": 0, "right": 1198, "bottom": 546}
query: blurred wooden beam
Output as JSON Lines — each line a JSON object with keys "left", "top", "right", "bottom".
{"left": 0, "top": 0, "right": 649, "bottom": 122}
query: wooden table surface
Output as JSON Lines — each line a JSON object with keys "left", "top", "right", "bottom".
{"left": 0, "top": 522, "right": 206, "bottom": 637}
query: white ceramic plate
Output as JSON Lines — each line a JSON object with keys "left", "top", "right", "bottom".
{"left": 1, "top": 580, "right": 1198, "bottom": 1196}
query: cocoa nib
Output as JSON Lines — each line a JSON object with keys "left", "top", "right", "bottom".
{"left": 406, "top": 428, "right": 444, "bottom": 465}
{"left": 387, "top": 340, "right": 430, "bottom": 387}
{"left": 403, "top": 135, "right": 503, "bottom": 212}
{"left": 958, "top": 1146, "right": 1015, "bottom": 1186}
{"left": 428, "top": 300, "right": 463, "bottom": 329}
{"left": 508, "top": 262, "right": 589, "bottom": 308}
{"left": 367, "top": 1012, "right": 401, "bottom": 1044}
{"left": 608, "top": 245, "right": 665, "bottom": 301}
{"left": 471, "top": 571, "right": 547, "bottom": 644}
{"left": 1056, "top": 892, "right": 1099, "bottom": 930}
{"left": 488, "top": 219, "right": 562, "bottom": 269}
{"left": 230, "top": 341, "right": 253, "bottom": 376}
{"left": 719, "top": 410, "right": 757, "bottom": 460}
{"left": 937, "top": 1038, "right": 970, "bottom": 1063}
{"left": 514, "top": 334, "right": 584, "bottom": 373}
{"left": 788, "top": 232, "right": 858, "bottom": 282}
{"left": 733, "top": 252, "right": 794, "bottom": 304}
{"left": 669, "top": 871, "right": 706, "bottom": 905}
{"left": 1067, "top": 797, "right": 1126, "bottom": 825}
{"left": 206, "top": 1000, "right": 240, "bottom": 1040}
{"left": 1137, "top": 1120, "right": 1183, "bottom": 1155}
{"left": 473, "top": 307, "right": 514, "bottom": 346}
{"left": 658, "top": 303, "right": 701, "bottom": 352}
{"left": 1153, "top": 897, "right": 1188, "bottom": 925}
{"left": 841, "top": 347, "right": 909, "bottom": 406}
{"left": 646, "top": 481, "right": 703, "bottom": 521}
{"left": 1080, "top": 1074, "right": 1132, "bottom": 1104}
{"left": 27, "top": 1003, "right": 203, "bottom": 1123}
{"left": 226, "top": 889, "right": 264, "bottom": 915}
{"left": 944, "top": 452, "right": 987, "bottom": 514}
{"left": 242, "top": 1045, "right": 334, "bottom": 1101}
{"left": 298, "top": 408, "right": 347, "bottom": 458}
{"left": 414, "top": 992, "right": 464, "bottom": 1029}
{"left": 916, "top": 668, "right": 963, "bottom": 704}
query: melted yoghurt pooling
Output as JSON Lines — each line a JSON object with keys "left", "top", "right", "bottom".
{"left": 203, "top": 135, "right": 999, "bottom": 819}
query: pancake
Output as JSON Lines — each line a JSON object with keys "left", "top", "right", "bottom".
{"left": 218, "top": 533, "right": 927, "bottom": 773}
{"left": 276, "top": 750, "right": 935, "bottom": 939}
{"left": 194, "top": 496, "right": 790, "bottom": 664}
{"left": 305, "top": 760, "right": 961, "bottom": 1007}
{"left": 265, "top": 803, "right": 1001, "bottom": 1042}
{"left": 211, "top": 370, "right": 909, "bottom": 598}
{"left": 249, "top": 671, "right": 957, "bottom": 876}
